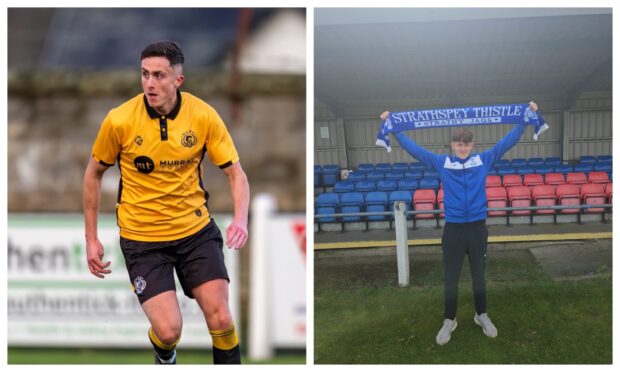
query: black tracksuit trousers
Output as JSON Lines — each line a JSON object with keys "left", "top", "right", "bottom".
{"left": 441, "top": 219, "right": 489, "bottom": 320}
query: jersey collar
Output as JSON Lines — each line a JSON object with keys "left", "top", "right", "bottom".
{"left": 144, "top": 89, "right": 182, "bottom": 120}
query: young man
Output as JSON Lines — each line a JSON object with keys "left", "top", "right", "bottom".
{"left": 380, "top": 101, "right": 537, "bottom": 345}
{"left": 83, "top": 41, "right": 250, "bottom": 364}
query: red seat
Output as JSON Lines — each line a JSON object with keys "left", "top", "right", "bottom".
{"left": 503, "top": 174, "right": 523, "bottom": 188}
{"left": 531, "top": 185, "right": 556, "bottom": 214}
{"left": 588, "top": 171, "right": 610, "bottom": 184}
{"left": 566, "top": 172, "right": 587, "bottom": 185}
{"left": 437, "top": 189, "right": 445, "bottom": 218}
{"left": 486, "top": 175, "right": 502, "bottom": 188}
{"left": 523, "top": 174, "right": 544, "bottom": 189}
{"left": 605, "top": 182, "right": 612, "bottom": 204}
{"left": 507, "top": 186, "right": 531, "bottom": 215}
{"left": 413, "top": 189, "right": 436, "bottom": 219}
{"left": 556, "top": 184, "right": 580, "bottom": 214}
{"left": 545, "top": 173, "right": 565, "bottom": 186}
{"left": 486, "top": 187, "right": 508, "bottom": 216}
{"left": 580, "top": 183, "right": 606, "bottom": 213}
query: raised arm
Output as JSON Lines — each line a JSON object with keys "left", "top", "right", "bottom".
{"left": 221, "top": 162, "right": 250, "bottom": 250}
{"left": 83, "top": 157, "right": 112, "bottom": 278}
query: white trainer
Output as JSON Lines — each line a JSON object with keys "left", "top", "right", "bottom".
{"left": 474, "top": 313, "right": 498, "bottom": 338}
{"left": 435, "top": 318, "right": 458, "bottom": 345}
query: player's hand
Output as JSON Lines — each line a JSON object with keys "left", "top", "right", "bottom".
{"left": 225, "top": 220, "right": 248, "bottom": 250}
{"left": 380, "top": 111, "right": 390, "bottom": 120}
{"left": 86, "top": 239, "right": 111, "bottom": 278}
{"left": 529, "top": 101, "right": 538, "bottom": 112}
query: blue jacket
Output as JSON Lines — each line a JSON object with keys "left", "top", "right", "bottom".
{"left": 394, "top": 124, "right": 527, "bottom": 223}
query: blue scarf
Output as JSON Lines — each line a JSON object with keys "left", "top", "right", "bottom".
{"left": 376, "top": 103, "right": 549, "bottom": 152}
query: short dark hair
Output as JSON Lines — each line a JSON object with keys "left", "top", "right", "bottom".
{"left": 452, "top": 128, "right": 473, "bottom": 143}
{"left": 141, "top": 41, "right": 184, "bottom": 66}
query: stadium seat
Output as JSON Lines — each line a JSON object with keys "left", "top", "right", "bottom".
{"left": 527, "top": 157, "right": 544, "bottom": 167}
{"left": 409, "top": 162, "right": 426, "bottom": 171}
{"left": 316, "top": 193, "right": 340, "bottom": 223}
{"left": 437, "top": 189, "right": 445, "bottom": 218}
{"left": 502, "top": 174, "right": 523, "bottom": 188}
{"left": 314, "top": 165, "right": 321, "bottom": 188}
{"left": 554, "top": 164, "right": 573, "bottom": 174}
{"left": 486, "top": 187, "right": 508, "bottom": 216}
{"left": 545, "top": 173, "right": 565, "bottom": 187}
{"left": 581, "top": 183, "right": 606, "bottom": 213}
{"left": 354, "top": 180, "right": 375, "bottom": 194}
{"left": 423, "top": 170, "right": 439, "bottom": 179}
{"left": 545, "top": 157, "right": 562, "bottom": 166}
{"left": 516, "top": 166, "right": 534, "bottom": 175}
{"left": 497, "top": 166, "right": 516, "bottom": 176}
{"left": 556, "top": 184, "right": 580, "bottom": 214}
{"left": 404, "top": 170, "right": 424, "bottom": 179}
{"left": 511, "top": 158, "right": 527, "bottom": 168}
{"left": 605, "top": 182, "right": 612, "bottom": 205}
{"left": 487, "top": 168, "right": 498, "bottom": 176}
{"left": 322, "top": 164, "right": 341, "bottom": 187}
{"left": 574, "top": 163, "right": 594, "bottom": 173}
{"left": 508, "top": 186, "right": 532, "bottom": 216}
{"left": 346, "top": 172, "right": 366, "bottom": 182}
{"left": 531, "top": 185, "right": 556, "bottom": 215}
{"left": 365, "top": 192, "right": 389, "bottom": 221}
{"left": 566, "top": 172, "right": 587, "bottom": 186}
{"left": 534, "top": 165, "right": 554, "bottom": 175}
{"left": 419, "top": 177, "right": 440, "bottom": 190}
{"left": 358, "top": 163, "right": 374, "bottom": 172}
{"left": 376, "top": 163, "right": 391, "bottom": 171}
{"left": 398, "top": 178, "right": 418, "bottom": 192}
{"left": 579, "top": 156, "right": 596, "bottom": 164}
{"left": 588, "top": 171, "right": 610, "bottom": 184}
{"left": 376, "top": 180, "right": 397, "bottom": 192}
{"left": 385, "top": 171, "right": 404, "bottom": 181}
{"left": 333, "top": 181, "right": 355, "bottom": 194}
{"left": 413, "top": 189, "right": 437, "bottom": 219}
{"left": 389, "top": 190, "right": 413, "bottom": 219}
{"left": 494, "top": 159, "right": 510, "bottom": 168}
{"left": 597, "top": 155, "right": 612, "bottom": 163}
{"left": 340, "top": 192, "right": 365, "bottom": 222}
{"left": 392, "top": 162, "right": 409, "bottom": 171}
{"left": 594, "top": 163, "right": 612, "bottom": 173}
{"left": 486, "top": 175, "right": 502, "bottom": 188}
{"left": 523, "top": 173, "right": 544, "bottom": 188}
{"left": 367, "top": 171, "right": 384, "bottom": 181}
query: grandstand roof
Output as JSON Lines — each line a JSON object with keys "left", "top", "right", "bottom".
{"left": 315, "top": 8, "right": 612, "bottom": 110}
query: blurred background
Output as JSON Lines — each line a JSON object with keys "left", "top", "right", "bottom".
{"left": 7, "top": 8, "right": 306, "bottom": 364}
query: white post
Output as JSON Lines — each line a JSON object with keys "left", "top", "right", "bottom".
{"left": 249, "top": 194, "right": 277, "bottom": 360}
{"left": 394, "top": 201, "right": 410, "bottom": 287}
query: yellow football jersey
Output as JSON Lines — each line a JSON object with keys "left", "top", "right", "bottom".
{"left": 91, "top": 90, "right": 239, "bottom": 241}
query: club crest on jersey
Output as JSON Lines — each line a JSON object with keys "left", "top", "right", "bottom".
{"left": 135, "top": 136, "right": 143, "bottom": 146}
{"left": 181, "top": 131, "right": 198, "bottom": 148}
{"left": 134, "top": 276, "right": 147, "bottom": 295}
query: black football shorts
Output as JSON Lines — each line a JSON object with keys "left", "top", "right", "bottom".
{"left": 120, "top": 220, "right": 230, "bottom": 304}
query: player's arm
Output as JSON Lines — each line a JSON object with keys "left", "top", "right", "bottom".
{"left": 83, "top": 157, "right": 112, "bottom": 278}
{"left": 484, "top": 102, "right": 538, "bottom": 166}
{"left": 222, "top": 162, "right": 250, "bottom": 250}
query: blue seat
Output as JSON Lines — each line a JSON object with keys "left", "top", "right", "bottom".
{"left": 409, "top": 162, "right": 426, "bottom": 171}
{"left": 385, "top": 171, "right": 404, "bottom": 181}
{"left": 511, "top": 158, "right": 527, "bottom": 168}
{"left": 321, "top": 164, "right": 340, "bottom": 187}
{"left": 494, "top": 159, "right": 510, "bottom": 169}
{"left": 354, "top": 181, "right": 375, "bottom": 194}
{"left": 419, "top": 177, "right": 439, "bottom": 190}
{"left": 545, "top": 157, "right": 562, "bottom": 166}
{"left": 376, "top": 163, "right": 391, "bottom": 171}
{"left": 487, "top": 168, "right": 498, "bottom": 175}
{"left": 597, "top": 155, "right": 612, "bottom": 163}
{"left": 534, "top": 165, "right": 554, "bottom": 175}
{"left": 404, "top": 170, "right": 423, "bottom": 179}
{"left": 423, "top": 170, "right": 439, "bottom": 179}
{"left": 389, "top": 190, "right": 413, "bottom": 219}
{"left": 574, "top": 163, "right": 593, "bottom": 173}
{"left": 594, "top": 163, "right": 612, "bottom": 172}
{"left": 340, "top": 192, "right": 365, "bottom": 222}
{"left": 346, "top": 172, "right": 366, "bottom": 182}
{"left": 358, "top": 163, "right": 374, "bottom": 172}
{"left": 316, "top": 193, "right": 339, "bottom": 223}
{"left": 365, "top": 192, "right": 389, "bottom": 221}
{"left": 367, "top": 171, "right": 384, "bottom": 181}
{"left": 527, "top": 157, "right": 544, "bottom": 167}
{"left": 579, "top": 156, "right": 596, "bottom": 164}
{"left": 314, "top": 165, "right": 322, "bottom": 187}
{"left": 333, "top": 181, "right": 355, "bottom": 194}
{"left": 376, "top": 180, "right": 398, "bottom": 192}
{"left": 392, "top": 162, "right": 409, "bottom": 171}
{"left": 516, "top": 167, "right": 534, "bottom": 175}
{"left": 555, "top": 164, "right": 573, "bottom": 174}
{"left": 398, "top": 178, "right": 418, "bottom": 192}
{"left": 497, "top": 166, "right": 516, "bottom": 176}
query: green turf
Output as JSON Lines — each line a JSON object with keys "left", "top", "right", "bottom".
{"left": 8, "top": 348, "right": 305, "bottom": 364}
{"left": 315, "top": 249, "right": 612, "bottom": 364}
